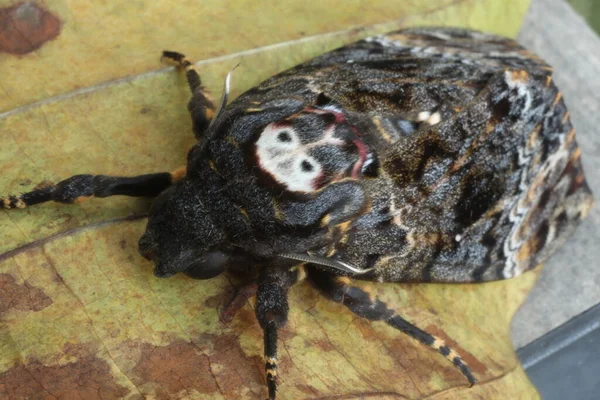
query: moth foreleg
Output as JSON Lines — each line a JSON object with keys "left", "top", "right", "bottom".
{"left": 307, "top": 267, "right": 477, "bottom": 386}
{"left": 1, "top": 167, "right": 185, "bottom": 209}
{"left": 255, "top": 264, "right": 305, "bottom": 399}
{"left": 161, "top": 51, "right": 216, "bottom": 139}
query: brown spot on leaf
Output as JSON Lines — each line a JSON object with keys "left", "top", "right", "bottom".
{"left": 208, "top": 334, "right": 264, "bottom": 398}
{"left": 314, "top": 338, "right": 335, "bottom": 352}
{"left": 0, "top": 273, "right": 52, "bottom": 316}
{"left": 130, "top": 336, "right": 264, "bottom": 399}
{"left": 0, "top": 345, "right": 129, "bottom": 399}
{"left": 0, "top": 2, "right": 61, "bottom": 55}
{"left": 131, "top": 339, "right": 220, "bottom": 397}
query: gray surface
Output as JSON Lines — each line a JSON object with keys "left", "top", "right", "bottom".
{"left": 518, "top": 304, "right": 600, "bottom": 400}
{"left": 512, "top": 0, "right": 600, "bottom": 348}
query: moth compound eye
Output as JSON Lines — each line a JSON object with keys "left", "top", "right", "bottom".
{"left": 183, "top": 251, "right": 227, "bottom": 280}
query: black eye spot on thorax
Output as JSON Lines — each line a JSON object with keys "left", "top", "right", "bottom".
{"left": 278, "top": 131, "right": 292, "bottom": 142}
{"left": 301, "top": 160, "right": 313, "bottom": 172}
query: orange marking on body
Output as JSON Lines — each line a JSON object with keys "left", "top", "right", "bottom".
{"left": 336, "top": 220, "right": 352, "bottom": 234}
{"left": 295, "top": 265, "right": 307, "bottom": 282}
{"left": 445, "top": 120, "right": 495, "bottom": 176}
{"left": 566, "top": 128, "right": 576, "bottom": 144}
{"left": 516, "top": 240, "right": 535, "bottom": 263}
{"left": 387, "top": 33, "right": 409, "bottom": 43}
{"left": 510, "top": 70, "right": 529, "bottom": 83}
{"left": 445, "top": 349, "right": 461, "bottom": 362}
{"left": 337, "top": 276, "right": 351, "bottom": 286}
{"left": 320, "top": 214, "right": 331, "bottom": 228}
{"left": 2, "top": 198, "right": 10, "bottom": 208}
{"left": 170, "top": 166, "right": 187, "bottom": 183}
{"left": 239, "top": 207, "right": 249, "bottom": 220}
{"left": 449, "top": 151, "right": 471, "bottom": 173}
{"left": 205, "top": 108, "right": 215, "bottom": 121}
{"left": 562, "top": 111, "right": 570, "bottom": 123}
{"left": 372, "top": 117, "right": 392, "bottom": 143}
{"left": 415, "top": 232, "right": 441, "bottom": 246}
{"left": 553, "top": 92, "right": 563, "bottom": 107}
{"left": 375, "top": 254, "right": 398, "bottom": 270}
{"left": 527, "top": 124, "right": 542, "bottom": 150}
{"left": 73, "top": 196, "right": 91, "bottom": 204}
{"left": 545, "top": 75, "right": 553, "bottom": 87}
{"left": 484, "top": 200, "right": 507, "bottom": 218}
{"left": 362, "top": 284, "right": 377, "bottom": 302}
{"left": 574, "top": 173, "right": 585, "bottom": 186}
{"left": 273, "top": 200, "right": 285, "bottom": 221}
{"left": 570, "top": 147, "right": 581, "bottom": 161}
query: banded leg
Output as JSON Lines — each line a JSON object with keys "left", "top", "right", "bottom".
{"left": 161, "top": 51, "right": 216, "bottom": 139}
{"left": 255, "top": 264, "right": 306, "bottom": 399}
{"left": 307, "top": 267, "right": 477, "bottom": 386}
{"left": 1, "top": 167, "right": 185, "bottom": 209}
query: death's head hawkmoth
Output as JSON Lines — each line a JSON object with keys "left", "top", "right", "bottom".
{"left": 3, "top": 27, "right": 594, "bottom": 399}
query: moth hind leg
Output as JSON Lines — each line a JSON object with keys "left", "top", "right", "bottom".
{"left": 255, "top": 265, "right": 305, "bottom": 399}
{"left": 307, "top": 267, "right": 477, "bottom": 386}
{"left": 161, "top": 51, "right": 216, "bottom": 139}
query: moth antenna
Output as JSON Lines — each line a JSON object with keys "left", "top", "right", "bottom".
{"left": 278, "top": 253, "right": 373, "bottom": 275}
{"left": 208, "top": 63, "right": 240, "bottom": 130}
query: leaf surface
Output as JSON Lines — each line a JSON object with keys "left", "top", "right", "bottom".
{"left": 1, "top": 1, "right": 538, "bottom": 398}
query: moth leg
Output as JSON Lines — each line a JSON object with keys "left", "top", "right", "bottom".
{"left": 307, "top": 267, "right": 477, "bottom": 386}
{"left": 1, "top": 167, "right": 186, "bottom": 209}
{"left": 162, "top": 51, "right": 216, "bottom": 139}
{"left": 255, "top": 264, "right": 306, "bottom": 399}
{"left": 219, "top": 282, "right": 258, "bottom": 324}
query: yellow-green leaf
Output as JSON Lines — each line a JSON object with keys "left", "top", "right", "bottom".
{"left": 1, "top": 0, "right": 538, "bottom": 398}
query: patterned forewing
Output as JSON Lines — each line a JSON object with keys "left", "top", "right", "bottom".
{"left": 312, "top": 28, "right": 594, "bottom": 282}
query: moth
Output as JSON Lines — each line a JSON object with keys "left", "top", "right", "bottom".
{"left": 2, "top": 27, "right": 594, "bottom": 399}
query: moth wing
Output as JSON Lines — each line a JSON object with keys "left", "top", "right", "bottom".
{"left": 380, "top": 69, "right": 593, "bottom": 282}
